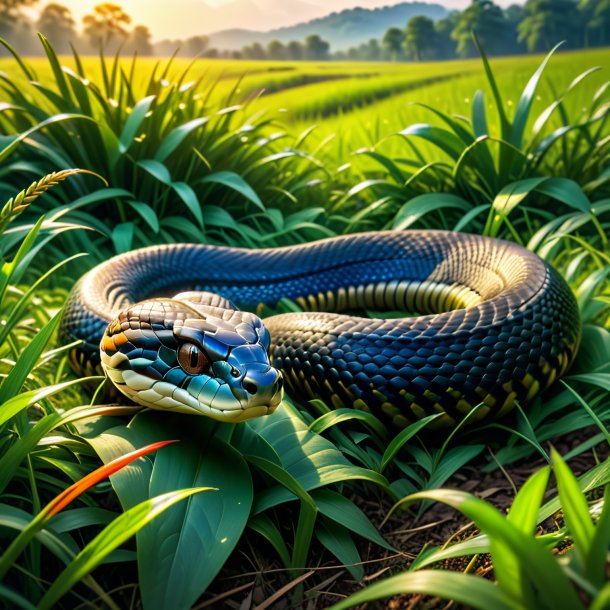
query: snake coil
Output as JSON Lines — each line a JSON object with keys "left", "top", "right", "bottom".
{"left": 60, "top": 230, "right": 581, "bottom": 427}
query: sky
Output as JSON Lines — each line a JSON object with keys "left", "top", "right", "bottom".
{"left": 44, "top": 0, "right": 525, "bottom": 40}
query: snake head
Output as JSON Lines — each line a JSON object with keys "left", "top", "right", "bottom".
{"left": 100, "top": 298, "right": 283, "bottom": 422}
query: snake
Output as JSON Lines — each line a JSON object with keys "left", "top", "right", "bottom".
{"left": 59, "top": 230, "right": 582, "bottom": 428}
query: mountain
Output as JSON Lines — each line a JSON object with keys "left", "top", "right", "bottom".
{"left": 207, "top": 2, "right": 448, "bottom": 52}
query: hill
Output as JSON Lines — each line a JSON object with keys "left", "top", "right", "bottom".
{"left": 207, "top": 2, "right": 448, "bottom": 52}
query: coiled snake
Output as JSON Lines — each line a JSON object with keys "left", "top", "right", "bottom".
{"left": 60, "top": 231, "right": 581, "bottom": 428}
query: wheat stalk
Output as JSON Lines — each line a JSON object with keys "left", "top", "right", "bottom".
{"left": 0, "top": 169, "right": 105, "bottom": 234}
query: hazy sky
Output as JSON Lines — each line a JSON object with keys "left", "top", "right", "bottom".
{"left": 43, "top": 0, "right": 525, "bottom": 40}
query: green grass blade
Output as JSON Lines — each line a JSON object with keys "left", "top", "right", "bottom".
{"left": 551, "top": 449, "right": 595, "bottom": 568}
{"left": 37, "top": 488, "right": 210, "bottom": 610}
{"left": 507, "top": 466, "right": 551, "bottom": 534}
{"left": 329, "top": 570, "right": 514, "bottom": 610}
{"left": 511, "top": 42, "right": 564, "bottom": 148}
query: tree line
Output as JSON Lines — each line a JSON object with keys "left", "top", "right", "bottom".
{"left": 1, "top": 0, "right": 609, "bottom": 61}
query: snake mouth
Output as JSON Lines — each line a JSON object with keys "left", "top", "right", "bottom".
{"left": 102, "top": 361, "right": 283, "bottom": 423}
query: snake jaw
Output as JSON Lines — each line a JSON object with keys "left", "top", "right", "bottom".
{"left": 100, "top": 298, "right": 283, "bottom": 421}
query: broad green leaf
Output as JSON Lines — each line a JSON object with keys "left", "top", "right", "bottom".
{"left": 248, "top": 402, "right": 390, "bottom": 513}
{"left": 37, "top": 488, "right": 208, "bottom": 610}
{"left": 247, "top": 513, "right": 291, "bottom": 567}
{"left": 111, "top": 222, "right": 134, "bottom": 253}
{"left": 129, "top": 413, "right": 253, "bottom": 610}
{"left": 328, "top": 570, "right": 514, "bottom": 610}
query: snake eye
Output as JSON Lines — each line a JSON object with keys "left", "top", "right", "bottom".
{"left": 177, "top": 343, "right": 209, "bottom": 375}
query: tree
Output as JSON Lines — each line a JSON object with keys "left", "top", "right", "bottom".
{"left": 578, "top": 0, "right": 610, "bottom": 47}
{"left": 365, "top": 38, "right": 381, "bottom": 61}
{"left": 267, "top": 39, "right": 286, "bottom": 60}
{"left": 518, "top": 0, "right": 582, "bottom": 51}
{"left": 36, "top": 3, "right": 76, "bottom": 52}
{"left": 405, "top": 15, "right": 436, "bottom": 60}
{"left": 83, "top": 3, "right": 131, "bottom": 50}
{"left": 0, "top": 0, "right": 37, "bottom": 39}
{"left": 304, "top": 34, "right": 330, "bottom": 60}
{"left": 286, "top": 40, "right": 303, "bottom": 60}
{"left": 242, "top": 42, "right": 266, "bottom": 60}
{"left": 382, "top": 27, "right": 404, "bottom": 61}
{"left": 129, "top": 25, "right": 152, "bottom": 56}
{"left": 451, "top": 0, "right": 513, "bottom": 57}
{"left": 434, "top": 12, "right": 459, "bottom": 58}
{"left": 184, "top": 35, "right": 208, "bottom": 57}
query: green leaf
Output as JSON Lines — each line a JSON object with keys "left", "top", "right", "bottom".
{"left": 311, "top": 489, "right": 395, "bottom": 552}
{"left": 381, "top": 414, "right": 442, "bottom": 472}
{"left": 398, "top": 124, "right": 465, "bottom": 160}
{"left": 111, "top": 222, "right": 134, "bottom": 253}
{"left": 126, "top": 201, "right": 160, "bottom": 233}
{"left": 172, "top": 182, "right": 204, "bottom": 227}
{"left": 248, "top": 402, "right": 390, "bottom": 513}
{"left": 200, "top": 171, "right": 265, "bottom": 211}
{"left": 511, "top": 42, "right": 563, "bottom": 148}
{"left": 588, "top": 486, "right": 610, "bottom": 588}
{"left": 37, "top": 488, "right": 209, "bottom": 610}
{"left": 132, "top": 414, "right": 253, "bottom": 610}
{"left": 316, "top": 519, "right": 364, "bottom": 581}
{"left": 392, "top": 193, "right": 470, "bottom": 231}
{"left": 119, "top": 95, "right": 155, "bottom": 154}
{"left": 328, "top": 570, "right": 514, "bottom": 610}
{"left": 551, "top": 449, "right": 595, "bottom": 569}
{"left": 247, "top": 513, "right": 291, "bottom": 568}
{"left": 507, "top": 466, "right": 550, "bottom": 535}
{"left": 389, "top": 488, "right": 583, "bottom": 610}
{"left": 155, "top": 117, "right": 209, "bottom": 162}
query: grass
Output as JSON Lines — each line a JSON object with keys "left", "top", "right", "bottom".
{"left": 0, "top": 35, "right": 609, "bottom": 608}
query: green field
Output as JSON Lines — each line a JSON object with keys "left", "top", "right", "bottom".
{"left": 3, "top": 47, "right": 607, "bottom": 162}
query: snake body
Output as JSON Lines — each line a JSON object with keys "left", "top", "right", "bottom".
{"left": 60, "top": 230, "right": 581, "bottom": 427}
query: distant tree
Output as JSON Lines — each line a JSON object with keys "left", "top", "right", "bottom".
{"left": 434, "top": 12, "right": 459, "bottom": 58}
{"left": 579, "top": 0, "right": 610, "bottom": 47}
{"left": 184, "top": 35, "right": 209, "bottom": 56}
{"left": 128, "top": 25, "right": 152, "bottom": 56}
{"left": 287, "top": 40, "right": 303, "bottom": 60}
{"left": 242, "top": 42, "right": 266, "bottom": 60}
{"left": 405, "top": 15, "right": 436, "bottom": 60}
{"left": 365, "top": 38, "right": 381, "bottom": 61}
{"left": 36, "top": 3, "right": 77, "bottom": 52}
{"left": 518, "top": 0, "right": 581, "bottom": 51}
{"left": 83, "top": 3, "right": 131, "bottom": 50}
{"left": 0, "top": 0, "right": 37, "bottom": 38}
{"left": 382, "top": 26, "right": 404, "bottom": 60}
{"left": 304, "top": 34, "right": 330, "bottom": 60}
{"left": 267, "top": 39, "right": 286, "bottom": 60}
{"left": 451, "top": 0, "right": 513, "bottom": 57}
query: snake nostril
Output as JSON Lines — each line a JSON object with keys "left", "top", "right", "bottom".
{"left": 243, "top": 381, "right": 257, "bottom": 395}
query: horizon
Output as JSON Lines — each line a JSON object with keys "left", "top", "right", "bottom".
{"left": 27, "top": 0, "right": 525, "bottom": 41}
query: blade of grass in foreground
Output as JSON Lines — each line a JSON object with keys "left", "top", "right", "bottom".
{"left": 328, "top": 570, "right": 514, "bottom": 610}
{"left": 37, "top": 487, "right": 213, "bottom": 610}
{"left": 0, "top": 440, "right": 178, "bottom": 579}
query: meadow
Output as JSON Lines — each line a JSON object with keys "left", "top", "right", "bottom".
{"left": 0, "top": 39, "right": 609, "bottom": 609}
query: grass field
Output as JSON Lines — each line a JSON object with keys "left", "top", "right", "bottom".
{"left": 3, "top": 47, "right": 607, "bottom": 161}
{"left": 1, "top": 42, "right": 610, "bottom": 609}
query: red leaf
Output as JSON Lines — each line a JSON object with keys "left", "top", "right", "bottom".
{"left": 42, "top": 440, "right": 178, "bottom": 518}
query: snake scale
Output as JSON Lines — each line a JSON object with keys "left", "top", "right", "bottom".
{"left": 59, "top": 230, "right": 582, "bottom": 428}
